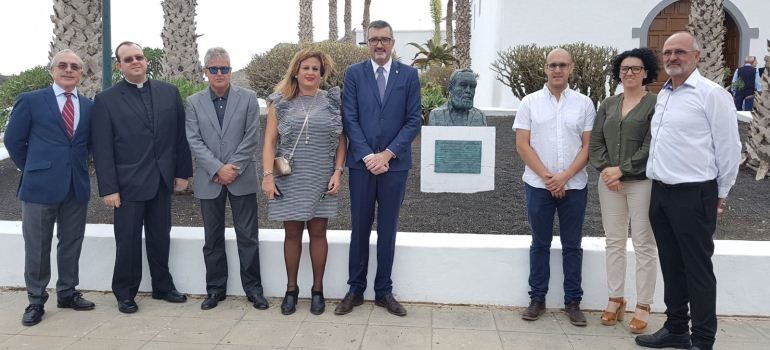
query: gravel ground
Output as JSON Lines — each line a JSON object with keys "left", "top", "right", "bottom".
{"left": 1, "top": 117, "right": 768, "bottom": 240}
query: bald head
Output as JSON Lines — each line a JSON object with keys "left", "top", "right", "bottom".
{"left": 547, "top": 48, "right": 573, "bottom": 64}
{"left": 544, "top": 48, "right": 574, "bottom": 93}
{"left": 665, "top": 31, "right": 700, "bottom": 52}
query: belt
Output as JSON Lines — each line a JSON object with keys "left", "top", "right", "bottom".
{"left": 652, "top": 179, "right": 715, "bottom": 189}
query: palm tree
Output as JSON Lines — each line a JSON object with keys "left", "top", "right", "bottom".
{"left": 687, "top": 0, "right": 726, "bottom": 85}
{"left": 362, "top": 0, "right": 372, "bottom": 41}
{"left": 50, "top": 0, "right": 102, "bottom": 97}
{"left": 744, "top": 40, "right": 770, "bottom": 179}
{"left": 407, "top": 39, "right": 457, "bottom": 70}
{"left": 454, "top": 0, "right": 472, "bottom": 68}
{"left": 298, "top": 0, "right": 314, "bottom": 43}
{"left": 161, "top": 0, "right": 203, "bottom": 83}
{"left": 341, "top": 0, "right": 355, "bottom": 44}
{"left": 446, "top": 0, "right": 454, "bottom": 47}
{"left": 328, "top": 0, "right": 338, "bottom": 41}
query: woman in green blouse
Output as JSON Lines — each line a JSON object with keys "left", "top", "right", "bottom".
{"left": 589, "top": 48, "right": 659, "bottom": 334}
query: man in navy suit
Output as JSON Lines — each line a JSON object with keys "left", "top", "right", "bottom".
{"left": 91, "top": 41, "right": 193, "bottom": 313}
{"left": 5, "top": 49, "right": 96, "bottom": 326}
{"left": 335, "top": 20, "right": 422, "bottom": 317}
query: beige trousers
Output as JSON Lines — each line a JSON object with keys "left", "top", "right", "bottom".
{"left": 597, "top": 178, "right": 658, "bottom": 305}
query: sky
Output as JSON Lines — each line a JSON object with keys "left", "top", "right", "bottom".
{"left": 0, "top": 0, "right": 437, "bottom": 75}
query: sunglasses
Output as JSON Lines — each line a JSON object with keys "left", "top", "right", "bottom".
{"left": 55, "top": 62, "right": 82, "bottom": 71}
{"left": 206, "top": 66, "right": 232, "bottom": 74}
{"left": 121, "top": 55, "right": 145, "bottom": 64}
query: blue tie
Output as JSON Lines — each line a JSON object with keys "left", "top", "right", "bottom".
{"left": 376, "top": 66, "right": 386, "bottom": 101}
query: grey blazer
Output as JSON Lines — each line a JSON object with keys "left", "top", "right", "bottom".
{"left": 185, "top": 85, "right": 260, "bottom": 199}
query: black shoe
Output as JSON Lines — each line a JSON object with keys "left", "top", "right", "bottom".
{"left": 521, "top": 300, "right": 545, "bottom": 321}
{"left": 57, "top": 292, "right": 95, "bottom": 311}
{"left": 281, "top": 289, "right": 299, "bottom": 315}
{"left": 375, "top": 294, "right": 407, "bottom": 317}
{"left": 635, "top": 327, "right": 691, "bottom": 349}
{"left": 21, "top": 304, "right": 45, "bottom": 326}
{"left": 200, "top": 293, "right": 226, "bottom": 310}
{"left": 151, "top": 289, "right": 187, "bottom": 303}
{"left": 247, "top": 293, "right": 269, "bottom": 310}
{"left": 334, "top": 292, "right": 364, "bottom": 315}
{"left": 564, "top": 301, "right": 587, "bottom": 327}
{"left": 117, "top": 299, "right": 138, "bottom": 314}
{"left": 310, "top": 291, "right": 325, "bottom": 315}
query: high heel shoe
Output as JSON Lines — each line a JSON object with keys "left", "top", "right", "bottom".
{"left": 601, "top": 297, "right": 626, "bottom": 326}
{"left": 629, "top": 303, "right": 650, "bottom": 334}
{"left": 281, "top": 288, "right": 299, "bottom": 315}
{"left": 310, "top": 290, "right": 325, "bottom": 315}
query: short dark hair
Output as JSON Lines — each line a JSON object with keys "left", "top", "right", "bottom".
{"left": 115, "top": 41, "right": 143, "bottom": 62}
{"left": 367, "top": 20, "right": 393, "bottom": 37}
{"left": 611, "top": 47, "right": 659, "bottom": 86}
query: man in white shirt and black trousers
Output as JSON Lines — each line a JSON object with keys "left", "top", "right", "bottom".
{"left": 635, "top": 31, "right": 741, "bottom": 350}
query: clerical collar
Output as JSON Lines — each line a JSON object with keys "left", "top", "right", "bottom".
{"left": 125, "top": 78, "right": 149, "bottom": 89}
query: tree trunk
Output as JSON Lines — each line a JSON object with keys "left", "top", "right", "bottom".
{"left": 340, "top": 0, "right": 355, "bottom": 44}
{"left": 687, "top": 0, "right": 726, "bottom": 85}
{"left": 446, "top": 0, "right": 454, "bottom": 47}
{"left": 328, "top": 0, "right": 338, "bottom": 41}
{"left": 454, "top": 0, "right": 472, "bottom": 69}
{"left": 50, "top": 0, "right": 102, "bottom": 97}
{"left": 744, "top": 40, "right": 770, "bottom": 179}
{"left": 161, "top": 0, "right": 203, "bottom": 83}
{"left": 298, "top": 0, "right": 314, "bottom": 43}
{"left": 362, "top": 0, "right": 372, "bottom": 41}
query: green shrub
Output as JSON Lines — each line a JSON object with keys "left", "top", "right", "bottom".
{"left": 491, "top": 42, "right": 617, "bottom": 106}
{"left": 245, "top": 41, "right": 369, "bottom": 99}
{"left": 419, "top": 64, "right": 455, "bottom": 94}
{"left": 162, "top": 78, "right": 207, "bottom": 102}
{"left": 420, "top": 82, "right": 447, "bottom": 125}
{"left": 0, "top": 66, "right": 52, "bottom": 132}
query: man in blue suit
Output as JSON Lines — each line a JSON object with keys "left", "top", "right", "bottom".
{"left": 335, "top": 20, "right": 422, "bottom": 317}
{"left": 5, "top": 49, "right": 96, "bottom": 326}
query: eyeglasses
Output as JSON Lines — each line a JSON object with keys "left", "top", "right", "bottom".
{"left": 367, "top": 37, "right": 393, "bottom": 46}
{"left": 546, "top": 63, "right": 570, "bottom": 71}
{"left": 620, "top": 66, "right": 645, "bottom": 74}
{"left": 661, "top": 49, "right": 697, "bottom": 58}
{"left": 121, "top": 55, "right": 145, "bottom": 64}
{"left": 55, "top": 62, "right": 82, "bottom": 71}
{"left": 206, "top": 66, "right": 232, "bottom": 74}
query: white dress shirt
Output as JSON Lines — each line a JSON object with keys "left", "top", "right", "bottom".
{"left": 513, "top": 85, "right": 596, "bottom": 190}
{"left": 370, "top": 58, "right": 393, "bottom": 85}
{"left": 646, "top": 69, "right": 742, "bottom": 198}
{"left": 52, "top": 83, "right": 80, "bottom": 132}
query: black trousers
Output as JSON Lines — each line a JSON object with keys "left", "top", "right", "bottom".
{"left": 200, "top": 187, "right": 263, "bottom": 296}
{"left": 649, "top": 180, "right": 718, "bottom": 349}
{"left": 112, "top": 185, "right": 175, "bottom": 301}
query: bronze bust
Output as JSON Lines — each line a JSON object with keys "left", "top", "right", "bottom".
{"left": 428, "top": 69, "right": 487, "bottom": 126}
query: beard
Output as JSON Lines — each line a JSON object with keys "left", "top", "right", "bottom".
{"left": 665, "top": 64, "right": 684, "bottom": 77}
{"left": 451, "top": 95, "right": 474, "bottom": 110}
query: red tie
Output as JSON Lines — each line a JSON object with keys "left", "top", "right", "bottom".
{"left": 62, "top": 92, "right": 75, "bottom": 138}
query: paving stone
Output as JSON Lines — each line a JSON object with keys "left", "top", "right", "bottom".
{"left": 64, "top": 337, "right": 145, "bottom": 350}
{"left": 746, "top": 318, "right": 770, "bottom": 339}
{"left": 0, "top": 291, "right": 28, "bottom": 310}
{"left": 361, "top": 325, "right": 431, "bottom": 350}
{"left": 242, "top": 299, "right": 309, "bottom": 322}
{"left": 288, "top": 322, "right": 365, "bottom": 349}
{"left": 432, "top": 306, "right": 496, "bottom": 330}
{"left": 715, "top": 317, "right": 766, "bottom": 341}
{"left": 557, "top": 311, "right": 634, "bottom": 338}
{"left": 0, "top": 334, "right": 10, "bottom": 344}
{"left": 368, "top": 305, "right": 431, "bottom": 328}
{"left": 180, "top": 298, "right": 250, "bottom": 320}
{"left": 0, "top": 308, "right": 27, "bottom": 335}
{"left": 305, "top": 301, "right": 372, "bottom": 325}
{"left": 152, "top": 317, "right": 237, "bottom": 344}
{"left": 140, "top": 341, "right": 215, "bottom": 350}
{"left": 493, "top": 309, "right": 563, "bottom": 334}
{"left": 0, "top": 334, "right": 77, "bottom": 350}
{"left": 432, "top": 328, "right": 502, "bottom": 350}
{"left": 87, "top": 316, "right": 174, "bottom": 341}
{"left": 214, "top": 345, "right": 286, "bottom": 350}
{"left": 219, "top": 320, "right": 299, "bottom": 347}
{"left": 569, "top": 334, "right": 637, "bottom": 350}
{"left": 500, "top": 331, "right": 572, "bottom": 350}
{"left": 21, "top": 310, "right": 116, "bottom": 337}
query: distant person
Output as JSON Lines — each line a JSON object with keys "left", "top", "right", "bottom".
{"left": 335, "top": 20, "right": 421, "bottom": 317}
{"left": 731, "top": 55, "right": 762, "bottom": 111}
{"left": 635, "top": 31, "right": 741, "bottom": 350}
{"left": 262, "top": 48, "right": 346, "bottom": 316}
{"left": 513, "top": 47, "right": 596, "bottom": 327}
{"left": 5, "top": 49, "right": 95, "bottom": 326}
{"left": 185, "top": 47, "right": 268, "bottom": 311}
{"left": 91, "top": 41, "right": 193, "bottom": 314}
{"left": 428, "top": 68, "right": 487, "bottom": 126}
{"left": 589, "top": 47, "right": 659, "bottom": 334}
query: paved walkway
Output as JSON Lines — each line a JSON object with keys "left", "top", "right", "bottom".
{"left": 1, "top": 290, "right": 768, "bottom": 349}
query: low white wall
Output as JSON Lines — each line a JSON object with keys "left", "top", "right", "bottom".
{"left": 1, "top": 220, "right": 768, "bottom": 316}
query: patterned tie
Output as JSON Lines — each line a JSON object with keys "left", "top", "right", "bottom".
{"left": 62, "top": 92, "right": 75, "bottom": 138}
{"left": 376, "top": 66, "right": 386, "bottom": 101}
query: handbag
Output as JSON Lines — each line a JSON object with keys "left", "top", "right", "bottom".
{"left": 273, "top": 110, "right": 310, "bottom": 176}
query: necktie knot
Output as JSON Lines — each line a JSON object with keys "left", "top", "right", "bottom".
{"left": 64, "top": 92, "right": 73, "bottom": 98}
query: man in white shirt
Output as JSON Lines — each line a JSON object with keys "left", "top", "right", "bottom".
{"left": 635, "top": 32, "right": 741, "bottom": 350}
{"left": 513, "top": 48, "right": 596, "bottom": 327}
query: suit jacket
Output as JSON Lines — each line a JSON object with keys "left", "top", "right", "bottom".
{"left": 185, "top": 85, "right": 260, "bottom": 199}
{"left": 90, "top": 79, "right": 193, "bottom": 202}
{"left": 342, "top": 60, "right": 422, "bottom": 171}
{"left": 4, "top": 86, "right": 92, "bottom": 204}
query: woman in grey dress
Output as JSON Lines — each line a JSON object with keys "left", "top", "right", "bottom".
{"left": 262, "top": 48, "right": 346, "bottom": 316}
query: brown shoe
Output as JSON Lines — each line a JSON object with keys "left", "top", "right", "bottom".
{"left": 334, "top": 292, "right": 364, "bottom": 315}
{"left": 374, "top": 294, "right": 407, "bottom": 316}
{"left": 565, "top": 301, "right": 587, "bottom": 326}
{"left": 521, "top": 300, "right": 546, "bottom": 321}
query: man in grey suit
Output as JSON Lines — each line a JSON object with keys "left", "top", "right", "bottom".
{"left": 185, "top": 47, "right": 268, "bottom": 310}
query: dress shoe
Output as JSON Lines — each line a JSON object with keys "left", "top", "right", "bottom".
{"left": 200, "top": 293, "right": 226, "bottom": 310}
{"left": 334, "top": 292, "right": 364, "bottom": 315}
{"left": 57, "top": 292, "right": 95, "bottom": 311}
{"left": 118, "top": 299, "right": 138, "bottom": 314}
{"left": 248, "top": 293, "right": 269, "bottom": 310}
{"left": 564, "top": 301, "right": 587, "bottom": 327}
{"left": 600, "top": 297, "right": 625, "bottom": 326}
{"left": 280, "top": 289, "right": 299, "bottom": 315}
{"left": 310, "top": 290, "right": 325, "bottom": 315}
{"left": 521, "top": 300, "right": 545, "bottom": 321}
{"left": 375, "top": 294, "right": 407, "bottom": 317}
{"left": 635, "top": 327, "right": 691, "bottom": 349}
{"left": 21, "top": 304, "right": 45, "bottom": 326}
{"left": 151, "top": 289, "right": 187, "bottom": 303}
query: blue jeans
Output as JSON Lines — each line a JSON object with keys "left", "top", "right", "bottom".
{"left": 525, "top": 184, "right": 587, "bottom": 304}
